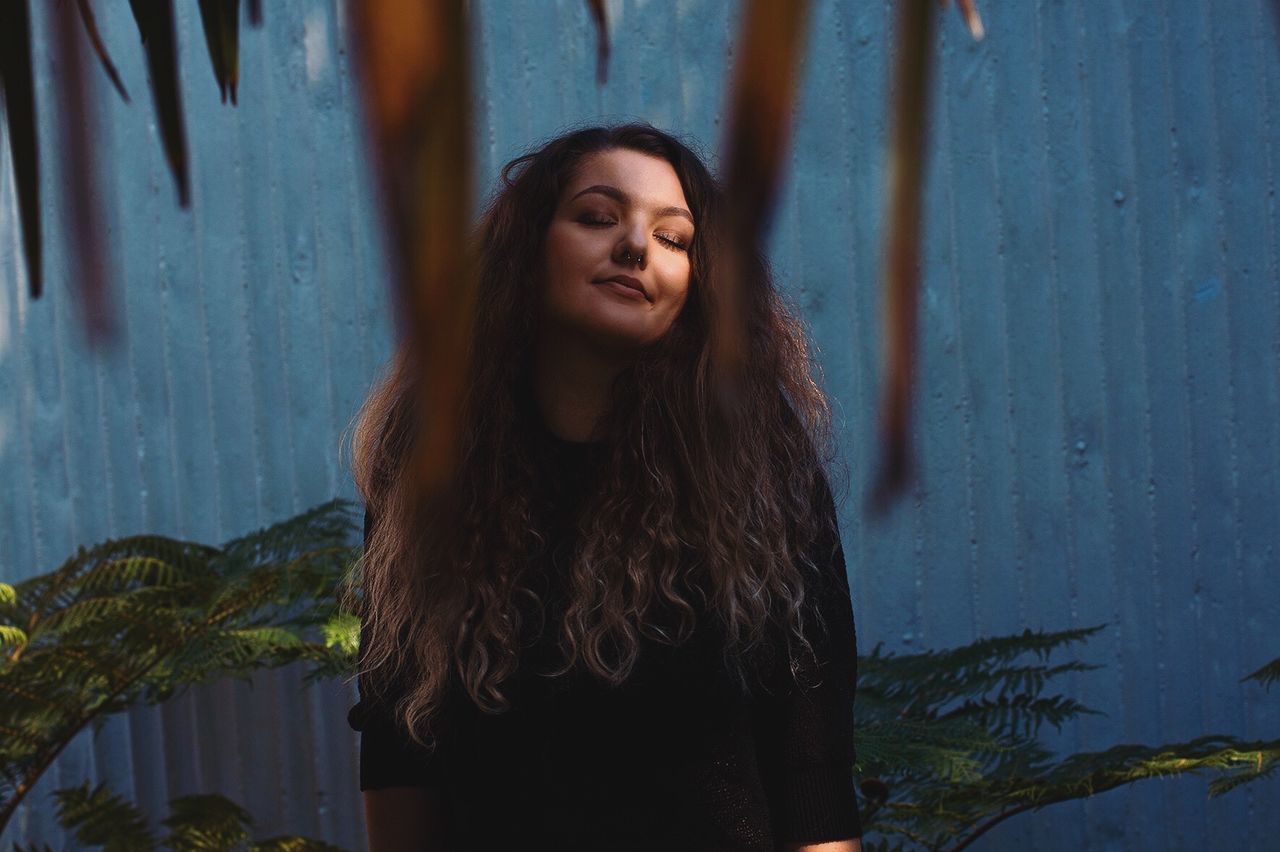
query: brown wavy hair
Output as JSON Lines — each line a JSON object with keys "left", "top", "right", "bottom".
{"left": 339, "top": 120, "right": 850, "bottom": 752}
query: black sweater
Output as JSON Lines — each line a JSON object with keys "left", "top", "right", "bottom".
{"left": 347, "top": 421, "right": 863, "bottom": 851}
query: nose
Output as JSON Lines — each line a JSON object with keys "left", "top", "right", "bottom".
{"left": 614, "top": 227, "right": 646, "bottom": 267}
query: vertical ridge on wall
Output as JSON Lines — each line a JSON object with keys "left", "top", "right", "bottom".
{"left": 1170, "top": 0, "right": 1253, "bottom": 846}
{"left": 1237, "top": 7, "right": 1280, "bottom": 837}
{"left": 1206, "top": 0, "right": 1279, "bottom": 837}
{"left": 923, "top": 0, "right": 982, "bottom": 659}
{"left": 1130, "top": 0, "right": 1208, "bottom": 845}
{"left": 1087, "top": 1, "right": 1168, "bottom": 844}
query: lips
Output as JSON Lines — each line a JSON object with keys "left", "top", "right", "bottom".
{"left": 594, "top": 274, "right": 650, "bottom": 301}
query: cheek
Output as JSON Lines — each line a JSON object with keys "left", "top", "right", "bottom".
{"left": 543, "top": 229, "right": 570, "bottom": 280}
{"left": 659, "top": 260, "right": 693, "bottom": 305}
{"left": 542, "top": 231, "right": 578, "bottom": 299}
{"left": 540, "top": 227, "right": 598, "bottom": 323}
{"left": 545, "top": 222, "right": 600, "bottom": 273}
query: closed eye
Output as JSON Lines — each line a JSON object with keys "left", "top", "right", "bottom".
{"left": 577, "top": 215, "right": 689, "bottom": 253}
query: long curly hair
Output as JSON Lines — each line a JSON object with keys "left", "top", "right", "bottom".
{"left": 339, "top": 120, "right": 850, "bottom": 752}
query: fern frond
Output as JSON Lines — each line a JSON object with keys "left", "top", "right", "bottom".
{"left": 0, "top": 625, "right": 28, "bottom": 652}
{"left": 1206, "top": 744, "right": 1279, "bottom": 796}
{"left": 861, "top": 624, "right": 1106, "bottom": 679}
{"left": 323, "top": 610, "right": 360, "bottom": 657}
{"left": 858, "top": 625, "right": 1106, "bottom": 717}
{"left": 0, "top": 500, "right": 362, "bottom": 830}
{"left": 249, "top": 837, "right": 348, "bottom": 852}
{"left": 1242, "top": 657, "right": 1280, "bottom": 691}
{"left": 215, "top": 498, "right": 358, "bottom": 573}
{"left": 939, "top": 693, "right": 1102, "bottom": 739}
{"left": 855, "top": 717, "right": 1011, "bottom": 783}
{"left": 160, "top": 793, "right": 253, "bottom": 851}
{"left": 51, "top": 779, "right": 157, "bottom": 851}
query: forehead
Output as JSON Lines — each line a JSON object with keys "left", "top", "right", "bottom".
{"left": 562, "top": 148, "right": 689, "bottom": 208}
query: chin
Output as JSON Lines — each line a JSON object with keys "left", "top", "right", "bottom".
{"left": 545, "top": 287, "right": 668, "bottom": 351}
{"left": 575, "top": 312, "right": 665, "bottom": 354}
{"left": 588, "top": 323, "right": 655, "bottom": 353}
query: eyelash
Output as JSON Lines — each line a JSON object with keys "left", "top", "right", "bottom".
{"left": 578, "top": 214, "right": 689, "bottom": 252}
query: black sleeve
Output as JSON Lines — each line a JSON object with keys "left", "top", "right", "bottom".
{"left": 753, "top": 472, "right": 863, "bottom": 844}
{"left": 346, "top": 505, "right": 446, "bottom": 791}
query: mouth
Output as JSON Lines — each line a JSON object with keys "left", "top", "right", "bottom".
{"left": 593, "top": 274, "right": 651, "bottom": 302}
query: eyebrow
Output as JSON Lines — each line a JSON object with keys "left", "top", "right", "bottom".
{"left": 569, "top": 184, "right": 695, "bottom": 225}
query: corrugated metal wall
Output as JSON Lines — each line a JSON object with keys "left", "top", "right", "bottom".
{"left": 1, "top": 1, "right": 1276, "bottom": 849}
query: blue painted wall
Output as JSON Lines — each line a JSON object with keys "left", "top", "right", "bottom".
{"left": 1, "top": 1, "right": 1276, "bottom": 849}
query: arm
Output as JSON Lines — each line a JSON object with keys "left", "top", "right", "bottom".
{"left": 784, "top": 840, "right": 861, "bottom": 852}
{"left": 350, "top": 505, "right": 449, "bottom": 851}
{"left": 363, "top": 787, "right": 445, "bottom": 852}
{"left": 755, "top": 473, "right": 864, "bottom": 849}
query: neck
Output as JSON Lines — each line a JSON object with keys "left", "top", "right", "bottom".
{"left": 532, "top": 331, "right": 628, "bottom": 443}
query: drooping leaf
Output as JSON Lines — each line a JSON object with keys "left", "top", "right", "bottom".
{"left": 717, "top": 0, "right": 814, "bottom": 403}
{"left": 0, "top": 0, "right": 43, "bottom": 299}
{"left": 75, "top": 0, "right": 132, "bottom": 102}
{"left": 51, "top": 0, "right": 116, "bottom": 343}
{"left": 586, "top": 0, "right": 609, "bottom": 84}
{"left": 940, "top": 0, "right": 985, "bottom": 40}
{"left": 863, "top": 4, "right": 982, "bottom": 516}
{"left": 245, "top": 0, "right": 263, "bottom": 28}
{"left": 346, "top": 0, "right": 479, "bottom": 506}
{"left": 867, "top": 0, "right": 938, "bottom": 517}
{"left": 127, "top": 0, "right": 191, "bottom": 207}
{"left": 196, "top": 0, "right": 240, "bottom": 105}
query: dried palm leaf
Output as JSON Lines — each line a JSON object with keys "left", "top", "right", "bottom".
{"left": 586, "top": 0, "right": 610, "bottom": 85}
{"left": 347, "top": 0, "right": 478, "bottom": 502}
{"left": 867, "top": 0, "right": 938, "bottom": 516}
{"left": 717, "top": 0, "right": 813, "bottom": 408}
{"left": 941, "top": 0, "right": 986, "bottom": 41}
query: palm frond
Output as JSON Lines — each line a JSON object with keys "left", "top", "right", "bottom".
{"left": 75, "top": 0, "right": 131, "bottom": 101}
{"left": 127, "top": 0, "right": 191, "bottom": 207}
{"left": 196, "top": 0, "right": 240, "bottom": 104}
{"left": 0, "top": 0, "right": 42, "bottom": 298}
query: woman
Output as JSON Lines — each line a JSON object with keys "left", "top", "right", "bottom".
{"left": 342, "top": 122, "right": 864, "bottom": 852}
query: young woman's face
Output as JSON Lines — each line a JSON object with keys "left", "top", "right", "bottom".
{"left": 540, "top": 148, "right": 695, "bottom": 355}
